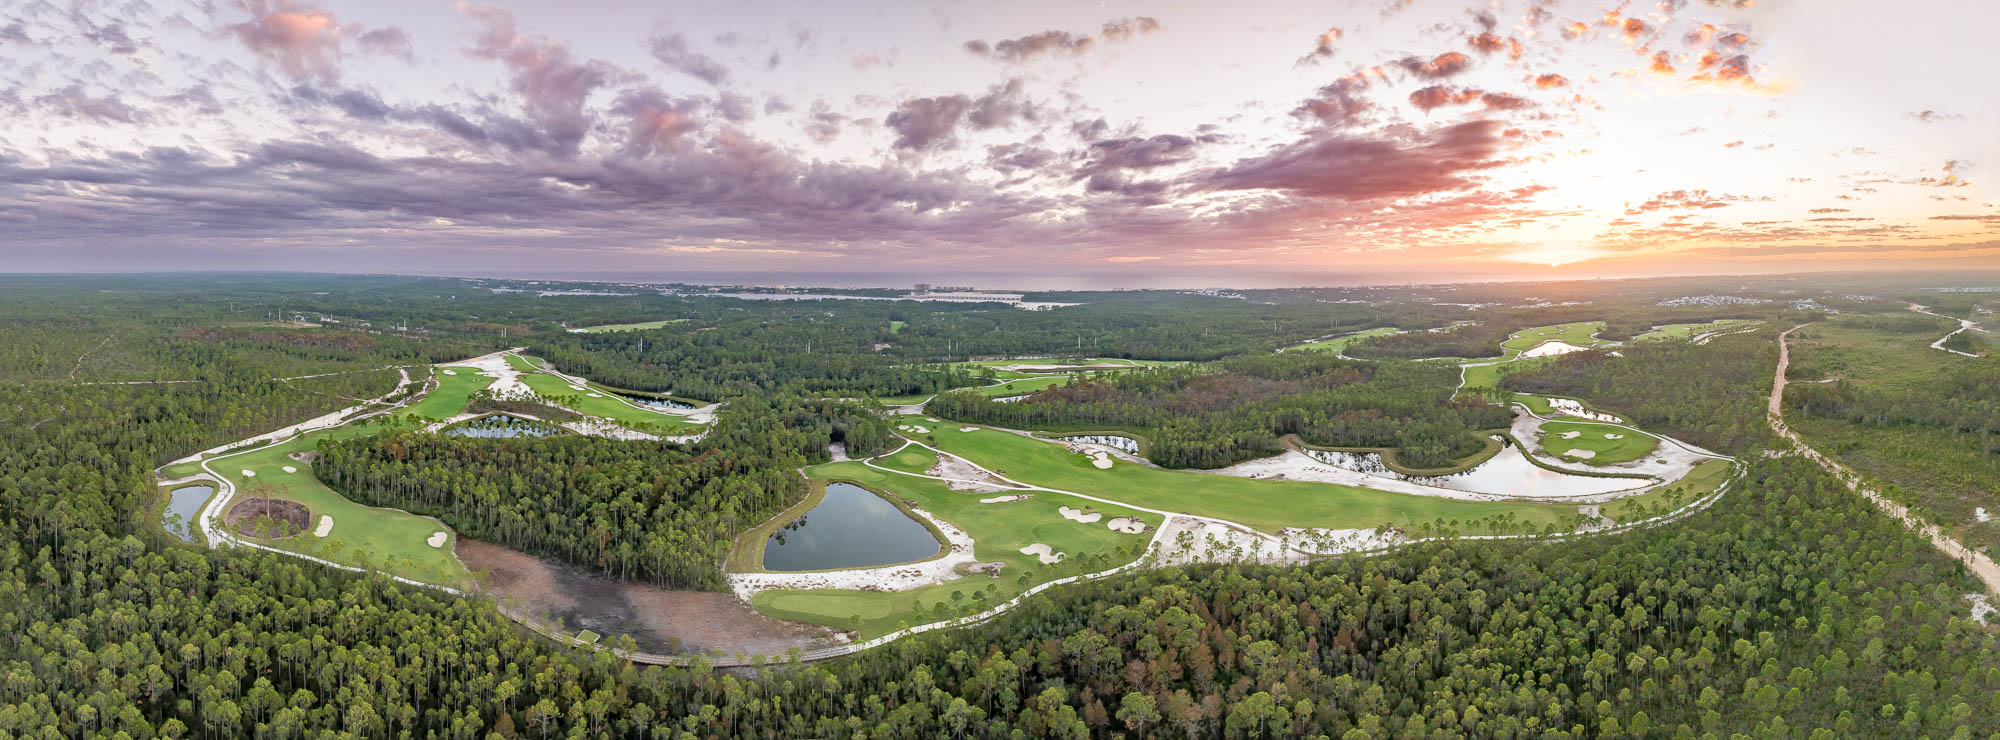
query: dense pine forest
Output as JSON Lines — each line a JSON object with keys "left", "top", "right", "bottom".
{"left": 930, "top": 353, "right": 1508, "bottom": 469}
{"left": 1, "top": 274, "right": 1997, "bottom": 737}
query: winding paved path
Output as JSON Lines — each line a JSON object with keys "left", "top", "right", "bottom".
{"left": 1769, "top": 324, "right": 2000, "bottom": 593}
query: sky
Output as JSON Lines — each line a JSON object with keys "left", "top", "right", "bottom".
{"left": 1, "top": 0, "right": 1996, "bottom": 287}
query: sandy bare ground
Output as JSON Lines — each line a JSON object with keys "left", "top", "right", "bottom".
{"left": 1203, "top": 449, "right": 1517, "bottom": 501}
{"left": 459, "top": 538, "right": 839, "bottom": 657}
{"left": 1771, "top": 325, "right": 2000, "bottom": 594}
{"left": 1519, "top": 340, "right": 1593, "bottom": 358}
{"left": 442, "top": 352, "right": 531, "bottom": 397}
{"left": 725, "top": 504, "right": 981, "bottom": 598}
{"left": 926, "top": 452, "right": 1014, "bottom": 493}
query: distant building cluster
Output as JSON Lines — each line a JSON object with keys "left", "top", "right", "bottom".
{"left": 1657, "top": 295, "right": 1769, "bottom": 307}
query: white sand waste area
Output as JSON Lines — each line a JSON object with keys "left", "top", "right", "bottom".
{"left": 1520, "top": 341, "right": 1592, "bottom": 359}
{"left": 445, "top": 353, "right": 532, "bottom": 397}
{"left": 241, "top": 470, "right": 256, "bottom": 477}
{"left": 560, "top": 418, "right": 663, "bottom": 441}
{"left": 1202, "top": 450, "right": 1511, "bottom": 501}
{"left": 312, "top": 516, "right": 333, "bottom": 537}
{"left": 927, "top": 453, "right": 1011, "bottom": 493}
{"left": 1559, "top": 431, "right": 1581, "bottom": 439}
{"left": 898, "top": 425, "right": 932, "bottom": 434}
{"left": 1107, "top": 517, "right": 1146, "bottom": 534}
{"left": 282, "top": 465, "right": 297, "bottom": 473}
{"left": 1544, "top": 398, "right": 1623, "bottom": 423}
{"left": 727, "top": 508, "right": 979, "bottom": 598}
{"left": 1512, "top": 413, "right": 1718, "bottom": 482}
{"left": 1059, "top": 506, "right": 1103, "bottom": 524}
{"left": 980, "top": 494, "right": 1032, "bottom": 503}
{"left": 1565, "top": 449, "right": 1598, "bottom": 459}
{"left": 427, "top": 531, "right": 448, "bottom": 548}
{"left": 1020, "top": 543, "right": 1064, "bottom": 564}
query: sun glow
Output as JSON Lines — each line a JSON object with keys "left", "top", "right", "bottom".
{"left": 1500, "top": 246, "right": 1613, "bottom": 267}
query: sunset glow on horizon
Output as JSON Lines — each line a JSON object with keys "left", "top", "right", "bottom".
{"left": 2, "top": 0, "right": 1995, "bottom": 283}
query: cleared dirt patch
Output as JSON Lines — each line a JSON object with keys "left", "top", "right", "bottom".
{"left": 458, "top": 538, "right": 838, "bottom": 657}
{"left": 228, "top": 498, "right": 310, "bottom": 537}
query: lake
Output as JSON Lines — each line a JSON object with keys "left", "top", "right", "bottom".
{"left": 163, "top": 484, "right": 214, "bottom": 542}
{"left": 447, "top": 415, "right": 563, "bottom": 438}
{"left": 761, "top": 483, "right": 940, "bottom": 571}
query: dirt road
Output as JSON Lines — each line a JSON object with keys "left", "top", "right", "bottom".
{"left": 1770, "top": 324, "right": 2000, "bottom": 593}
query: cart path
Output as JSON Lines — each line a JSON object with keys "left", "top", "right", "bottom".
{"left": 1770, "top": 324, "right": 2000, "bottom": 593}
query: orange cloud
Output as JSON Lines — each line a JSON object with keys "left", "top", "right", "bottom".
{"left": 1534, "top": 73, "right": 1569, "bottom": 88}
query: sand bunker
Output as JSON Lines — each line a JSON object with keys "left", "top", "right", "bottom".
{"left": 313, "top": 515, "right": 333, "bottom": 537}
{"left": 1559, "top": 431, "right": 1582, "bottom": 439}
{"left": 1565, "top": 449, "right": 1598, "bottom": 459}
{"left": 980, "top": 494, "right": 1032, "bottom": 503}
{"left": 1520, "top": 340, "right": 1592, "bottom": 359}
{"left": 1605, "top": 433, "right": 1624, "bottom": 439}
{"left": 282, "top": 465, "right": 297, "bottom": 473}
{"left": 442, "top": 369, "right": 457, "bottom": 375}
{"left": 1979, "top": 507, "right": 1991, "bottom": 523}
{"left": 240, "top": 469, "right": 255, "bottom": 477}
{"left": 1020, "top": 543, "right": 1064, "bottom": 564}
{"left": 586, "top": 392, "right": 602, "bottom": 397}
{"left": 1091, "top": 452, "right": 1114, "bottom": 469}
{"left": 1059, "top": 506, "right": 1103, "bottom": 524}
{"left": 960, "top": 426, "right": 978, "bottom": 432}
{"left": 427, "top": 531, "right": 448, "bottom": 548}
{"left": 1107, "top": 517, "right": 1146, "bottom": 534}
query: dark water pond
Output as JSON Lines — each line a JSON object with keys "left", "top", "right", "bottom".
{"left": 447, "top": 415, "right": 563, "bottom": 438}
{"left": 626, "top": 395, "right": 694, "bottom": 410}
{"left": 163, "top": 485, "right": 214, "bottom": 542}
{"left": 762, "top": 483, "right": 940, "bottom": 571}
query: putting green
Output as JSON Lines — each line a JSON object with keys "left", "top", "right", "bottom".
{"left": 1537, "top": 421, "right": 1658, "bottom": 464}
{"left": 918, "top": 427, "right": 1573, "bottom": 534}
{"left": 1499, "top": 321, "right": 1610, "bottom": 360}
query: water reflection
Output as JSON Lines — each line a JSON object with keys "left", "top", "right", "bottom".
{"left": 761, "top": 483, "right": 940, "bottom": 571}
{"left": 1303, "top": 438, "right": 1648, "bottom": 498}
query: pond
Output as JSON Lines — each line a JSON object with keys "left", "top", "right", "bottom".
{"left": 761, "top": 483, "right": 940, "bottom": 571}
{"left": 163, "top": 484, "right": 213, "bottom": 543}
{"left": 626, "top": 395, "right": 694, "bottom": 410}
{"left": 447, "top": 415, "right": 564, "bottom": 438}
{"left": 1304, "top": 438, "right": 1649, "bottom": 498}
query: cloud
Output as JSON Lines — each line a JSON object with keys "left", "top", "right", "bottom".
{"left": 1296, "top": 27, "right": 1342, "bottom": 66}
{"left": 33, "top": 84, "right": 148, "bottom": 123}
{"left": 1409, "top": 86, "right": 1530, "bottom": 112}
{"left": 1908, "top": 110, "right": 1963, "bottom": 123}
{"left": 804, "top": 100, "right": 844, "bottom": 143}
{"left": 1202, "top": 119, "right": 1506, "bottom": 201}
{"left": 965, "top": 17, "right": 1159, "bottom": 62}
{"left": 884, "top": 79, "right": 1038, "bottom": 151}
{"left": 225, "top": 1, "right": 345, "bottom": 81}
{"left": 461, "top": 3, "right": 622, "bottom": 156}
{"left": 355, "top": 27, "right": 413, "bottom": 62}
{"left": 1625, "top": 189, "right": 1770, "bottom": 214}
{"left": 1079, "top": 134, "right": 1202, "bottom": 177}
{"left": 1395, "top": 51, "right": 1473, "bottom": 79}
{"left": 1533, "top": 73, "right": 1569, "bottom": 88}
{"left": 646, "top": 31, "right": 731, "bottom": 86}
{"left": 1467, "top": 32, "right": 1521, "bottom": 60}
{"left": 610, "top": 89, "right": 703, "bottom": 156}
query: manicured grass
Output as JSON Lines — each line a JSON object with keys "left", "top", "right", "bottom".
{"left": 401, "top": 368, "right": 495, "bottom": 420}
{"left": 1536, "top": 421, "right": 1659, "bottom": 464}
{"left": 1460, "top": 356, "right": 1556, "bottom": 393}
{"left": 1633, "top": 319, "right": 1759, "bottom": 342}
{"left": 969, "top": 375, "right": 1074, "bottom": 397}
{"left": 889, "top": 320, "right": 907, "bottom": 334}
{"left": 162, "top": 460, "right": 206, "bottom": 479}
{"left": 919, "top": 427, "right": 1573, "bottom": 534}
{"left": 1601, "top": 459, "right": 1732, "bottom": 522}
{"left": 1286, "top": 327, "right": 1398, "bottom": 353}
{"left": 874, "top": 445, "right": 938, "bottom": 474}
{"left": 206, "top": 431, "right": 467, "bottom": 587}
{"left": 1498, "top": 321, "right": 1610, "bottom": 360}
{"left": 514, "top": 371, "right": 704, "bottom": 432}
{"left": 751, "top": 457, "right": 1156, "bottom": 637}
{"left": 575, "top": 319, "right": 687, "bottom": 332}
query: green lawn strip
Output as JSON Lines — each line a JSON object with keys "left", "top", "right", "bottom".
{"left": 1534, "top": 421, "right": 1660, "bottom": 464}
{"left": 920, "top": 427, "right": 1572, "bottom": 534}
{"left": 504, "top": 354, "right": 539, "bottom": 372}
{"left": 399, "top": 368, "right": 495, "bottom": 420}
{"left": 889, "top": 320, "right": 907, "bottom": 334}
{"left": 1633, "top": 319, "right": 1758, "bottom": 342}
{"left": 162, "top": 460, "right": 206, "bottom": 479}
{"left": 968, "top": 375, "right": 1074, "bottom": 397}
{"left": 575, "top": 319, "right": 687, "bottom": 333}
{"left": 1285, "top": 327, "right": 1399, "bottom": 353}
{"left": 209, "top": 432, "right": 467, "bottom": 587}
{"left": 1600, "top": 459, "right": 1733, "bottom": 523}
{"left": 749, "top": 462, "right": 1155, "bottom": 637}
{"left": 515, "top": 371, "right": 703, "bottom": 432}
{"left": 874, "top": 445, "right": 941, "bottom": 475}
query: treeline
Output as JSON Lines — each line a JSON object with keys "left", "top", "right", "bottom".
{"left": 1787, "top": 363, "right": 2000, "bottom": 437}
{"left": 931, "top": 353, "right": 1508, "bottom": 469}
{"left": 1499, "top": 330, "right": 1776, "bottom": 453}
